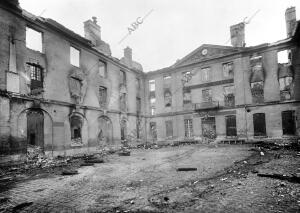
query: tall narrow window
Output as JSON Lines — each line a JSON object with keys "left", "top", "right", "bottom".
{"left": 99, "top": 86, "right": 107, "bottom": 106}
{"left": 150, "top": 97, "right": 156, "bottom": 106}
{"left": 99, "top": 61, "right": 107, "bottom": 78}
{"left": 136, "top": 97, "right": 141, "bottom": 113}
{"left": 149, "top": 80, "right": 155, "bottom": 91}
{"left": 202, "top": 89, "right": 212, "bottom": 102}
{"left": 70, "top": 115, "right": 82, "bottom": 143}
{"left": 150, "top": 122, "right": 157, "bottom": 140}
{"left": 183, "top": 89, "right": 191, "bottom": 105}
{"left": 163, "top": 75, "right": 171, "bottom": 88}
{"left": 282, "top": 111, "right": 296, "bottom": 135}
{"left": 26, "top": 27, "right": 42, "bottom": 52}
{"left": 184, "top": 119, "right": 193, "bottom": 138}
{"left": 120, "top": 70, "right": 126, "bottom": 86}
{"left": 150, "top": 107, "right": 155, "bottom": 116}
{"left": 201, "top": 67, "right": 210, "bottom": 82}
{"left": 28, "top": 63, "right": 43, "bottom": 91}
{"left": 164, "top": 90, "right": 172, "bottom": 107}
{"left": 250, "top": 55, "right": 264, "bottom": 103}
{"left": 253, "top": 113, "right": 266, "bottom": 137}
{"left": 70, "top": 46, "right": 80, "bottom": 67}
{"left": 120, "top": 93, "right": 127, "bottom": 111}
{"left": 224, "top": 86, "right": 235, "bottom": 107}
{"left": 223, "top": 62, "right": 234, "bottom": 78}
{"left": 225, "top": 115, "right": 237, "bottom": 136}
{"left": 165, "top": 120, "right": 173, "bottom": 137}
{"left": 136, "top": 78, "right": 141, "bottom": 90}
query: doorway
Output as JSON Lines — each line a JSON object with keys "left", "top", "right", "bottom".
{"left": 282, "top": 110, "right": 296, "bottom": 135}
{"left": 27, "top": 109, "right": 44, "bottom": 148}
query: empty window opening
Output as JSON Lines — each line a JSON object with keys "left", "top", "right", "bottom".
{"left": 26, "top": 27, "right": 42, "bottom": 52}
{"left": 136, "top": 97, "right": 141, "bottom": 113}
{"left": 182, "top": 71, "right": 192, "bottom": 85}
{"left": 70, "top": 46, "right": 80, "bottom": 67}
{"left": 184, "top": 119, "right": 193, "bottom": 138}
{"left": 253, "top": 113, "right": 266, "bottom": 137}
{"left": 224, "top": 86, "right": 235, "bottom": 107}
{"left": 202, "top": 117, "right": 216, "bottom": 139}
{"left": 226, "top": 115, "right": 237, "bottom": 137}
{"left": 99, "top": 86, "right": 107, "bottom": 106}
{"left": 120, "top": 93, "right": 127, "bottom": 111}
{"left": 99, "top": 61, "right": 107, "bottom": 78}
{"left": 163, "top": 75, "right": 171, "bottom": 87}
{"left": 201, "top": 67, "right": 210, "bottom": 82}
{"left": 277, "top": 50, "right": 291, "bottom": 64}
{"left": 223, "top": 62, "right": 234, "bottom": 78}
{"left": 150, "top": 122, "right": 157, "bottom": 140}
{"left": 70, "top": 115, "right": 82, "bottom": 142}
{"left": 120, "top": 70, "right": 126, "bottom": 86}
{"left": 164, "top": 91, "right": 172, "bottom": 107}
{"left": 282, "top": 111, "right": 296, "bottom": 135}
{"left": 28, "top": 63, "right": 43, "bottom": 91}
{"left": 149, "top": 80, "right": 155, "bottom": 91}
{"left": 202, "top": 89, "right": 212, "bottom": 102}
{"left": 251, "top": 81, "right": 264, "bottom": 103}
{"left": 183, "top": 89, "right": 191, "bottom": 105}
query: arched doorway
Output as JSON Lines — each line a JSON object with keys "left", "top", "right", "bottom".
{"left": 27, "top": 109, "right": 44, "bottom": 148}
{"left": 98, "top": 116, "right": 113, "bottom": 145}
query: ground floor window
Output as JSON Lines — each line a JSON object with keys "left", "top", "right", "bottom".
{"left": 226, "top": 115, "right": 237, "bottom": 137}
{"left": 150, "top": 122, "right": 157, "bottom": 140}
{"left": 120, "top": 120, "right": 127, "bottom": 141}
{"left": 202, "top": 117, "right": 216, "bottom": 139}
{"left": 70, "top": 115, "right": 82, "bottom": 142}
{"left": 165, "top": 120, "right": 173, "bottom": 137}
{"left": 282, "top": 110, "right": 296, "bottom": 135}
{"left": 184, "top": 119, "right": 193, "bottom": 138}
{"left": 253, "top": 113, "right": 266, "bottom": 136}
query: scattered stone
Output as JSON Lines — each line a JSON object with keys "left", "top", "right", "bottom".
{"left": 280, "top": 182, "right": 286, "bottom": 187}
{"left": 84, "top": 159, "right": 104, "bottom": 164}
{"left": 80, "top": 162, "right": 94, "bottom": 167}
{"left": 177, "top": 168, "right": 197, "bottom": 171}
{"left": 260, "top": 152, "right": 264, "bottom": 156}
{"left": 118, "top": 151, "right": 131, "bottom": 156}
{"left": 221, "top": 178, "right": 228, "bottom": 181}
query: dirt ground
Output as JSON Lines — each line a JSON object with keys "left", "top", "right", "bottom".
{"left": 0, "top": 144, "right": 299, "bottom": 213}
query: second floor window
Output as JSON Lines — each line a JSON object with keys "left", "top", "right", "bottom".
{"left": 99, "top": 61, "right": 107, "bottom": 78}
{"left": 223, "top": 62, "right": 234, "bottom": 78}
{"left": 70, "top": 46, "right": 80, "bottom": 67}
{"left": 202, "top": 89, "right": 212, "bottom": 102}
{"left": 224, "top": 86, "right": 235, "bottom": 106}
{"left": 150, "top": 107, "right": 155, "bottom": 116}
{"left": 149, "top": 80, "right": 155, "bottom": 91}
{"left": 26, "top": 27, "right": 42, "bottom": 52}
{"left": 164, "top": 90, "right": 172, "bottom": 107}
{"left": 251, "top": 81, "right": 264, "bottom": 103}
{"left": 183, "top": 89, "right": 191, "bottom": 105}
{"left": 28, "top": 63, "right": 43, "bottom": 90}
{"left": 99, "top": 86, "right": 107, "bottom": 106}
{"left": 279, "top": 76, "right": 293, "bottom": 100}
{"left": 120, "top": 70, "right": 126, "bottom": 86}
{"left": 201, "top": 67, "right": 210, "bottom": 82}
{"left": 136, "top": 97, "right": 141, "bottom": 113}
{"left": 163, "top": 75, "right": 171, "bottom": 87}
{"left": 150, "top": 97, "right": 156, "bottom": 106}
{"left": 120, "top": 93, "right": 127, "bottom": 111}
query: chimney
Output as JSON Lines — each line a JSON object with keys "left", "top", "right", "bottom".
{"left": 230, "top": 22, "right": 245, "bottom": 47}
{"left": 84, "top": 17, "right": 101, "bottom": 46}
{"left": 285, "top": 7, "right": 296, "bottom": 37}
{"left": 124, "top": 46, "right": 132, "bottom": 66}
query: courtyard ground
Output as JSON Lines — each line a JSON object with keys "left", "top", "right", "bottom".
{"left": 0, "top": 144, "right": 299, "bottom": 212}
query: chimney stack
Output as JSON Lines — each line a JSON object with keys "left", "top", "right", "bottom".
{"left": 285, "top": 7, "right": 296, "bottom": 37}
{"left": 230, "top": 22, "right": 245, "bottom": 47}
{"left": 124, "top": 47, "right": 132, "bottom": 67}
{"left": 84, "top": 17, "right": 101, "bottom": 46}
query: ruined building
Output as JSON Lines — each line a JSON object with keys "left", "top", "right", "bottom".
{"left": 0, "top": 0, "right": 300, "bottom": 162}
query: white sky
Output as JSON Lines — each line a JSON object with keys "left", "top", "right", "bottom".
{"left": 19, "top": 0, "right": 300, "bottom": 72}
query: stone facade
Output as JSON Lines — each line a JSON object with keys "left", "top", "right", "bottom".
{"left": 0, "top": 1, "right": 300, "bottom": 163}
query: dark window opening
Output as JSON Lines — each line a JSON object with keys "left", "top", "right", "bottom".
{"left": 120, "top": 70, "right": 126, "bottom": 86}
{"left": 70, "top": 115, "right": 82, "bottom": 142}
{"left": 165, "top": 120, "right": 173, "bottom": 137}
{"left": 99, "top": 86, "right": 107, "bottom": 106}
{"left": 226, "top": 115, "right": 237, "bottom": 137}
{"left": 28, "top": 63, "right": 43, "bottom": 91}
{"left": 282, "top": 111, "right": 296, "bottom": 135}
{"left": 253, "top": 113, "right": 266, "bottom": 136}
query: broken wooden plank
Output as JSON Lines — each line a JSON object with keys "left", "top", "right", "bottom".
{"left": 257, "top": 172, "right": 300, "bottom": 183}
{"left": 177, "top": 168, "right": 197, "bottom": 171}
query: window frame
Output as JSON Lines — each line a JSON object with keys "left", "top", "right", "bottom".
{"left": 70, "top": 46, "right": 80, "bottom": 67}
{"left": 26, "top": 26, "right": 43, "bottom": 53}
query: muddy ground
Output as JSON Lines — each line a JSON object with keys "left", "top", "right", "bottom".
{"left": 0, "top": 144, "right": 299, "bottom": 213}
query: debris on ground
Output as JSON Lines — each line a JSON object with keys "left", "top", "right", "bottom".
{"left": 61, "top": 169, "right": 79, "bottom": 176}
{"left": 12, "top": 202, "right": 33, "bottom": 212}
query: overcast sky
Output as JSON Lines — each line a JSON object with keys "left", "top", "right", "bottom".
{"left": 19, "top": 0, "right": 300, "bottom": 72}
